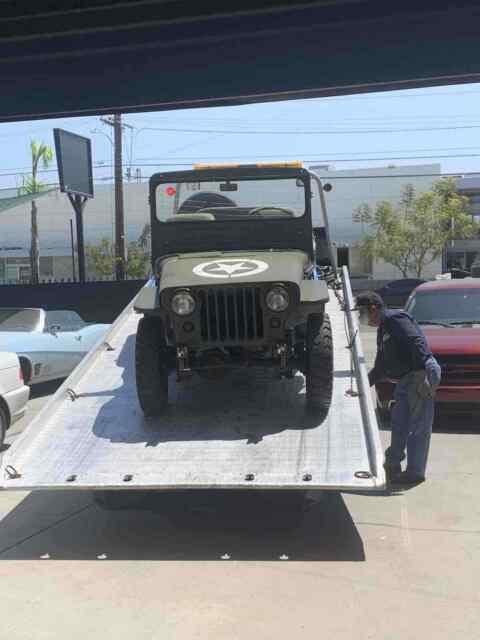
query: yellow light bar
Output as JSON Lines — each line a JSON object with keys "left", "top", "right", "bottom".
{"left": 193, "top": 161, "right": 303, "bottom": 170}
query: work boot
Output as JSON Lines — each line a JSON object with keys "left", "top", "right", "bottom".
{"left": 383, "top": 447, "right": 403, "bottom": 484}
{"left": 391, "top": 471, "right": 425, "bottom": 487}
{"left": 384, "top": 463, "right": 402, "bottom": 484}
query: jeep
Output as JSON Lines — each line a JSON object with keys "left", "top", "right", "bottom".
{"left": 134, "top": 162, "right": 336, "bottom": 416}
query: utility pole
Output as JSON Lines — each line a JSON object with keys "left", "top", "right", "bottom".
{"left": 101, "top": 114, "right": 128, "bottom": 280}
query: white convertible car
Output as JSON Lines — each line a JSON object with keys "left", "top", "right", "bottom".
{"left": 0, "top": 308, "right": 110, "bottom": 385}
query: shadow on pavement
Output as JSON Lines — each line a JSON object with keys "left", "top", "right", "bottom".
{"left": 0, "top": 490, "right": 365, "bottom": 562}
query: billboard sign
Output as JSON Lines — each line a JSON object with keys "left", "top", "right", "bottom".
{"left": 54, "top": 128, "right": 94, "bottom": 198}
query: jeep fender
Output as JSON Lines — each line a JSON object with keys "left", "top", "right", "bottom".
{"left": 299, "top": 280, "right": 329, "bottom": 312}
{"left": 134, "top": 278, "right": 158, "bottom": 313}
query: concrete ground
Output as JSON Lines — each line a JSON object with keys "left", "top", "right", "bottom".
{"left": 0, "top": 328, "right": 479, "bottom": 639}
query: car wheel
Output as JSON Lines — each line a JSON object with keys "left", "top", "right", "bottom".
{"left": 0, "top": 403, "right": 9, "bottom": 448}
{"left": 135, "top": 316, "right": 169, "bottom": 417}
{"left": 305, "top": 313, "right": 333, "bottom": 413}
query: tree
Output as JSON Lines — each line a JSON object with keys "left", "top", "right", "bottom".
{"left": 86, "top": 238, "right": 149, "bottom": 278}
{"left": 353, "top": 178, "right": 478, "bottom": 278}
{"left": 86, "top": 238, "right": 116, "bottom": 277}
{"left": 125, "top": 242, "right": 150, "bottom": 278}
{"left": 20, "top": 140, "right": 54, "bottom": 283}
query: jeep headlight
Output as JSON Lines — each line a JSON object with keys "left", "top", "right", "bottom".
{"left": 171, "top": 290, "right": 196, "bottom": 316}
{"left": 266, "top": 286, "right": 289, "bottom": 312}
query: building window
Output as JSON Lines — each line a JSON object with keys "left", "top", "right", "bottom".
{"left": 40, "top": 256, "right": 54, "bottom": 277}
{"left": 446, "top": 252, "right": 466, "bottom": 270}
{"left": 18, "top": 266, "right": 31, "bottom": 284}
{"left": 466, "top": 252, "right": 480, "bottom": 269}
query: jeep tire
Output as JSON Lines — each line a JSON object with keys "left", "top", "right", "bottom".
{"left": 135, "top": 316, "right": 169, "bottom": 417}
{"left": 305, "top": 313, "right": 333, "bottom": 413}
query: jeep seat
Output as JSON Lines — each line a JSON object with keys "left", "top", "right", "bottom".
{"left": 165, "top": 213, "right": 215, "bottom": 222}
{"left": 198, "top": 207, "right": 252, "bottom": 220}
{"left": 249, "top": 207, "right": 294, "bottom": 217}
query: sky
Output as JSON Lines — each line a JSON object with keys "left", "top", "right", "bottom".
{"left": 2, "top": 82, "right": 480, "bottom": 191}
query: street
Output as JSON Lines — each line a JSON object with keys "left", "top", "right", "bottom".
{"left": 0, "top": 327, "right": 479, "bottom": 639}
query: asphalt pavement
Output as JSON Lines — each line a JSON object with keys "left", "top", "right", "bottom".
{"left": 0, "top": 328, "right": 479, "bottom": 640}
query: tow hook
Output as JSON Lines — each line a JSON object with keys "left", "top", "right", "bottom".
{"left": 275, "top": 343, "right": 288, "bottom": 377}
{"left": 176, "top": 346, "right": 191, "bottom": 380}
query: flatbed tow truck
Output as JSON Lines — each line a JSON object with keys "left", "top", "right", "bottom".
{"left": 0, "top": 268, "right": 384, "bottom": 495}
{"left": 1, "top": 163, "right": 385, "bottom": 501}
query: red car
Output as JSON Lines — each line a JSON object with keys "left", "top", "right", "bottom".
{"left": 376, "top": 279, "right": 480, "bottom": 416}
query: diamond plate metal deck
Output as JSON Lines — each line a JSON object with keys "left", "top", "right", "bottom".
{"left": 1, "top": 275, "right": 385, "bottom": 492}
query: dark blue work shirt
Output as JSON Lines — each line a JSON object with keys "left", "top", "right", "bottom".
{"left": 369, "top": 308, "right": 433, "bottom": 386}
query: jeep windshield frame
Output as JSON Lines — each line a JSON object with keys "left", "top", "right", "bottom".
{"left": 149, "top": 167, "right": 315, "bottom": 263}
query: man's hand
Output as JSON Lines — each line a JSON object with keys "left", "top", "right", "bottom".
{"left": 425, "top": 357, "right": 441, "bottom": 394}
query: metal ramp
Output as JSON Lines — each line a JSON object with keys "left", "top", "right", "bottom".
{"left": 1, "top": 269, "right": 385, "bottom": 492}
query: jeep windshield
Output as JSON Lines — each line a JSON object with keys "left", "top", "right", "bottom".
{"left": 155, "top": 176, "right": 307, "bottom": 222}
{"left": 406, "top": 289, "right": 480, "bottom": 326}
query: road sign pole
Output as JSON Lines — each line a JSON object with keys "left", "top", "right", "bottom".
{"left": 68, "top": 193, "right": 87, "bottom": 283}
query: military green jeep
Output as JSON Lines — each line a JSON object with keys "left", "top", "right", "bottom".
{"left": 134, "top": 163, "right": 336, "bottom": 416}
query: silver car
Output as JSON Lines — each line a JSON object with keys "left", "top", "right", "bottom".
{"left": 0, "top": 308, "right": 110, "bottom": 385}
{"left": 0, "top": 351, "right": 30, "bottom": 445}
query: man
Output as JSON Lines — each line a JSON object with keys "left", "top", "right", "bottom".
{"left": 355, "top": 291, "right": 441, "bottom": 486}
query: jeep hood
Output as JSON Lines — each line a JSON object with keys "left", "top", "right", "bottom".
{"left": 158, "top": 250, "right": 310, "bottom": 291}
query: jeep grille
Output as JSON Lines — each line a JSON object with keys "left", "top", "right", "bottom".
{"left": 198, "top": 287, "right": 264, "bottom": 342}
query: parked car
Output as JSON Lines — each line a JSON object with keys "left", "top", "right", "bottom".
{"left": 375, "top": 278, "right": 425, "bottom": 308}
{"left": 0, "top": 308, "right": 109, "bottom": 385}
{"left": 0, "top": 352, "right": 30, "bottom": 445}
{"left": 450, "top": 267, "right": 471, "bottom": 279}
{"left": 376, "top": 279, "right": 480, "bottom": 416}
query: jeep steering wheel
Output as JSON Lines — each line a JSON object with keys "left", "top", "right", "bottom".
{"left": 249, "top": 206, "right": 293, "bottom": 217}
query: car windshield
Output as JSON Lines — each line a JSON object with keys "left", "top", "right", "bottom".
{"left": 406, "top": 289, "right": 480, "bottom": 325}
{"left": 155, "top": 176, "right": 306, "bottom": 222}
{"left": 0, "top": 308, "right": 42, "bottom": 332}
{"left": 46, "top": 310, "right": 86, "bottom": 332}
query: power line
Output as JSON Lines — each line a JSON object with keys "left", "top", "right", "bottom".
{"left": 35, "top": 171, "right": 480, "bottom": 181}
{"left": 1, "top": 151, "right": 480, "bottom": 181}
{"left": 126, "top": 114, "right": 480, "bottom": 127}
{"left": 132, "top": 123, "right": 480, "bottom": 136}
{"left": 3, "top": 170, "right": 480, "bottom": 186}
{"left": 134, "top": 145, "right": 480, "bottom": 162}
{"left": 125, "top": 152, "right": 480, "bottom": 164}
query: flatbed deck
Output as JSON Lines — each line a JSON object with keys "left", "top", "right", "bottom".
{"left": 1, "top": 272, "right": 385, "bottom": 492}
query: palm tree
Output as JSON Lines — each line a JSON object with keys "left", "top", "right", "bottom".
{"left": 21, "top": 140, "right": 54, "bottom": 283}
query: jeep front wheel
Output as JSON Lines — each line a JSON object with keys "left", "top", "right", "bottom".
{"left": 135, "top": 316, "right": 169, "bottom": 417}
{"left": 305, "top": 313, "right": 333, "bottom": 413}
